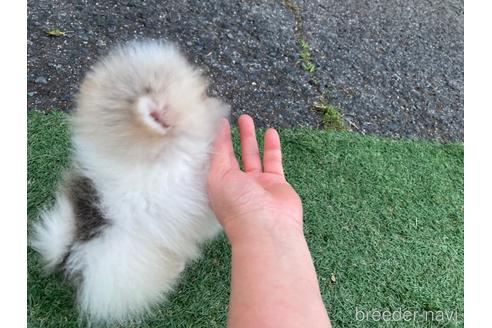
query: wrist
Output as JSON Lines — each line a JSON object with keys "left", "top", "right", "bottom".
{"left": 221, "top": 212, "right": 305, "bottom": 249}
{"left": 225, "top": 213, "right": 330, "bottom": 328}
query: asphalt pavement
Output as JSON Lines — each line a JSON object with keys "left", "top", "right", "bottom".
{"left": 27, "top": 0, "right": 463, "bottom": 141}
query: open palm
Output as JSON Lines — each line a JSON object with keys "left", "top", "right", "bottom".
{"left": 207, "top": 115, "right": 303, "bottom": 236}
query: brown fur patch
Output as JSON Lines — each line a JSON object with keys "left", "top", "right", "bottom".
{"left": 65, "top": 174, "right": 110, "bottom": 242}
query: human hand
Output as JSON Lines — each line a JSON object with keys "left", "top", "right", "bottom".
{"left": 207, "top": 114, "right": 303, "bottom": 244}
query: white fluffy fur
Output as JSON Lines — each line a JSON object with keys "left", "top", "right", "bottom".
{"left": 31, "top": 192, "right": 76, "bottom": 270}
{"left": 30, "top": 40, "right": 229, "bottom": 324}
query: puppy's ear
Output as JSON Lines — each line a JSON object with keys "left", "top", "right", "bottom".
{"left": 135, "top": 96, "right": 171, "bottom": 135}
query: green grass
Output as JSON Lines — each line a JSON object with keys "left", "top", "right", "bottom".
{"left": 27, "top": 111, "right": 464, "bottom": 327}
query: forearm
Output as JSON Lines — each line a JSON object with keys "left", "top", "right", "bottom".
{"left": 225, "top": 221, "right": 331, "bottom": 328}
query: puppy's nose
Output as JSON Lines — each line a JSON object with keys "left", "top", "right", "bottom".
{"left": 150, "top": 102, "right": 169, "bottom": 118}
{"left": 150, "top": 109, "right": 161, "bottom": 122}
{"left": 149, "top": 101, "right": 171, "bottom": 129}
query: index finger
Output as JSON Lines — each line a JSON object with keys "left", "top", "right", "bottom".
{"left": 238, "top": 114, "right": 262, "bottom": 174}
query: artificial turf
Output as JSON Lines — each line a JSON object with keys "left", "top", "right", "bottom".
{"left": 27, "top": 111, "right": 464, "bottom": 327}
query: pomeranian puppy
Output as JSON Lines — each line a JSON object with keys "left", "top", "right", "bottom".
{"left": 30, "top": 40, "right": 229, "bottom": 324}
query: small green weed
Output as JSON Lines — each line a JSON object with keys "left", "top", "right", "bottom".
{"left": 313, "top": 99, "right": 346, "bottom": 130}
{"left": 298, "top": 39, "right": 316, "bottom": 73}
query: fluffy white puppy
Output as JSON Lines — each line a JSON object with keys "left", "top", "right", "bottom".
{"left": 30, "top": 40, "right": 229, "bottom": 324}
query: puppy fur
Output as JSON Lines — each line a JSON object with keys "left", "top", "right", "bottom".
{"left": 30, "top": 40, "right": 230, "bottom": 324}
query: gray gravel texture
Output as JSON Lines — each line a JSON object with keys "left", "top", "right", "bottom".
{"left": 299, "top": 0, "right": 463, "bottom": 141}
{"left": 27, "top": 0, "right": 463, "bottom": 141}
